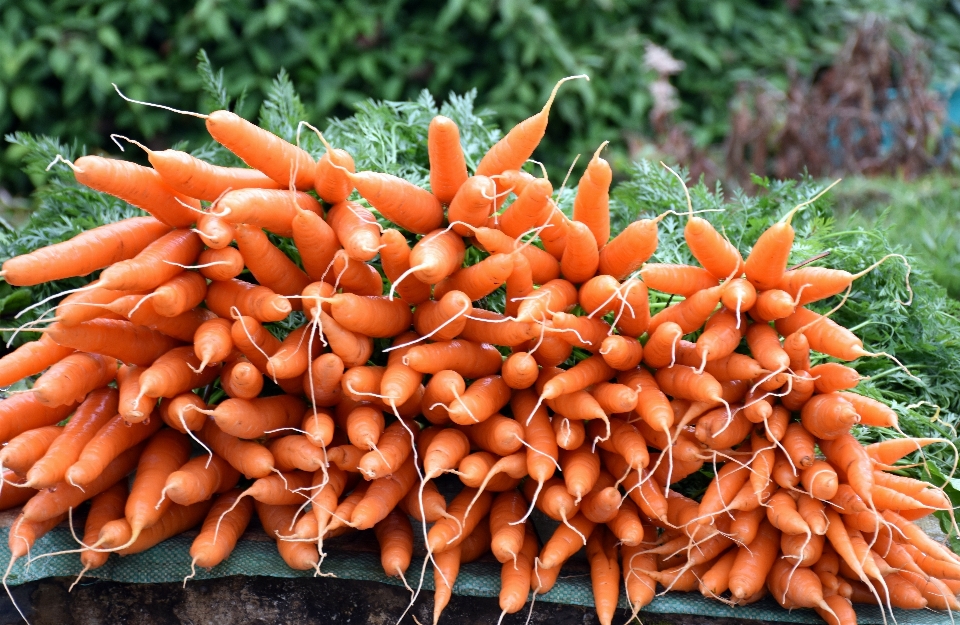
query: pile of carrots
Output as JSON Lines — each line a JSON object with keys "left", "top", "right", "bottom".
{"left": 0, "top": 75, "right": 956, "bottom": 625}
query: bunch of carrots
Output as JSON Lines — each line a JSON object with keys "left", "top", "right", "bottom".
{"left": 0, "top": 74, "right": 955, "bottom": 625}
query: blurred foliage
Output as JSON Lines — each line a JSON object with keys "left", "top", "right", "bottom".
{"left": 832, "top": 174, "right": 960, "bottom": 299}
{"left": 3, "top": 0, "right": 960, "bottom": 194}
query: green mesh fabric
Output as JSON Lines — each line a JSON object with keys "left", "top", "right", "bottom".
{"left": 1, "top": 525, "right": 953, "bottom": 624}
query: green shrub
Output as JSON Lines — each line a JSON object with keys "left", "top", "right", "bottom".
{"left": 3, "top": 0, "right": 960, "bottom": 193}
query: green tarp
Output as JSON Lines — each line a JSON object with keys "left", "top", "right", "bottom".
{"left": 1, "top": 523, "right": 952, "bottom": 625}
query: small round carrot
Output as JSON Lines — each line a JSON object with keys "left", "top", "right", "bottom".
{"left": 751, "top": 289, "right": 797, "bottom": 321}
{"left": 801, "top": 460, "right": 839, "bottom": 501}
{"left": 196, "top": 211, "right": 235, "bottom": 249}
{"left": 720, "top": 278, "right": 758, "bottom": 317}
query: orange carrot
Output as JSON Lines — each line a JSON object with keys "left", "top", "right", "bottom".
{"left": 380, "top": 229, "right": 432, "bottom": 305}
{"left": 211, "top": 395, "right": 305, "bottom": 440}
{"left": 0, "top": 393, "right": 74, "bottom": 446}
{"left": 374, "top": 508, "right": 414, "bottom": 582}
{"left": 350, "top": 457, "right": 418, "bottom": 530}
{"left": 641, "top": 264, "right": 720, "bottom": 297}
{"left": 0, "top": 426, "right": 61, "bottom": 476}
{"left": 234, "top": 224, "right": 311, "bottom": 303}
{"left": 801, "top": 393, "right": 859, "bottom": 440}
{"left": 163, "top": 453, "right": 241, "bottom": 506}
{"left": 190, "top": 489, "right": 254, "bottom": 569}
{"left": 560, "top": 221, "right": 600, "bottom": 284}
{"left": 648, "top": 285, "right": 723, "bottom": 335}
{"left": 318, "top": 310, "right": 373, "bottom": 368}
{"left": 837, "top": 392, "right": 898, "bottom": 428}
{"left": 31, "top": 351, "right": 116, "bottom": 407}
{"left": 198, "top": 417, "right": 274, "bottom": 479}
{"left": 292, "top": 208, "right": 339, "bottom": 283}
{"left": 428, "top": 115, "right": 469, "bottom": 204}
{"left": 346, "top": 170, "right": 444, "bottom": 234}
{"left": 729, "top": 520, "right": 781, "bottom": 599}
{"left": 138, "top": 346, "right": 219, "bottom": 403}
{"left": 597, "top": 218, "right": 659, "bottom": 279}
{"left": 499, "top": 528, "right": 538, "bottom": 616}
{"left": 435, "top": 253, "right": 514, "bottom": 301}
{"left": 314, "top": 139, "right": 355, "bottom": 204}
{"left": 572, "top": 143, "right": 612, "bottom": 247}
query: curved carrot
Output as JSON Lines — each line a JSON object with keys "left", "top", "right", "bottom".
{"left": 327, "top": 200, "right": 380, "bottom": 262}
{"left": 292, "top": 207, "right": 339, "bottom": 282}
{"left": 234, "top": 224, "right": 311, "bottom": 303}
{"left": 428, "top": 115, "right": 469, "bottom": 205}
{"left": 347, "top": 170, "right": 443, "bottom": 234}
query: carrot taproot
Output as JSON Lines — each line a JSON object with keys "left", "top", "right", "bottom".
{"left": 304, "top": 353, "right": 344, "bottom": 408}
{"left": 498, "top": 352, "right": 537, "bottom": 391}
{"left": 198, "top": 417, "right": 274, "bottom": 479}
{"left": 412, "top": 291, "right": 471, "bottom": 342}
{"left": 729, "top": 520, "right": 781, "bottom": 599}
{"left": 345, "top": 404, "right": 385, "bottom": 452}
{"left": 515, "top": 278, "right": 578, "bottom": 324}
{"left": 783, "top": 422, "right": 815, "bottom": 469}
{"left": 597, "top": 219, "right": 659, "bottom": 280}
{"left": 138, "top": 346, "right": 219, "bottom": 404}
{"left": 65, "top": 413, "right": 162, "bottom": 487}
{"left": 314, "top": 139, "right": 355, "bottom": 203}
{"left": 317, "top": 310, "right": 373, "bottom": 369}
{"left": 31, "top": 351, "right": 117, "bottom": 407}
{"left": 465, "top": 414, "right": 524, "bottom": 457}
{"left": 540, "top": 356, "right": 612, "bottom": 400}
{"left": 647, "top": 285, "right": 723, "bottom": 335}
{"left": 775, "top": 307, "right": 867, "bottom": 362}
{"left": 76, "top": 481, "right": 127, "bottom": 574}
{"left": 552, "top": 416, "right": 584, "bottom": 450}
{"left": 579, "top": 477, "right": 621, "bottom": 524}
{"left": 0, "top": 471, "right": 37, "bottom": 511}
{"left": 2, "top": 217, "right": 171, "bottom": 287}
{"left": 473, "top": 227, "right": 560, "bottom": 284}
{"left": 617, "top": 367, "right": 673, "bottom": 433}
{"left": 324, "top": 200, "right": 379, "bottom": 263}
{"left": 0, "top": 335, "right": 73, "bottom": 388}
{"left": 380, "top": 229, "right": 432, "bottom": 305}
{"left": 654, "top": 365, "right": 723, "bottom": 404}
{"left": 797, "top": 494, "right": 828, "bottom": 536}
{"left": 195, "top": 210, "right": 234, "bottom": 250}
{"left": 572, "top": 143, "right": 612, "bottom": 247}
{"left": 642, "top": 264, "right": 720, "bottom": 297}
{"left": 497, "top": 178, "right": 552, "bottom": 241}
{"left": 695, "top": 308, "right": 744, "bottom": 365}
{"left": 436, "top": 253, "right": 515, "bottom": 302}
{"left": 490, "top": 490, "right": 527, "bottom": 565}
{"left": 357, "top": 419, "right": 416, "bottom": 479}
{"left": 499, "top": 528, "right": 538, "bottom": 616}
{"left": 213, "top": 189, "right": 320, "bottom": 237}
{"left": 559, "top": 221, "right": 600, "bottom": 285}
{"left": 403, "top": 340, "right": 502, "bottom": 379}
{"left": 189, "top": 489, "right": 253, "bottom": 570}
{"left": 538, "top": 513, "right": 597, "bottom": 570}
{"left": 254, "top": 501, "right": 318, "bottom": 570}
{"left": 598, "top": 336, "right": 643, "bottom": 371}
{"left": 865, "top": 438, "right": 941, "bottom": 466}
{"left": 0, "top": 426, "right": 61, "bottom": 476}
{"left": 291, "top": 209, "right": 339, "bottom": 283}
{"left": 427, "top": 115, "right": 469, "bottom": 205}
{"left": 642, "top": 322, "right": 684, "bottom": 369}
{"left": 267, "top": 435, "right": 326, "bottom": 473}
{"left": 220, "top": 360, "right": 263, "bottom": 399}
{"left": 621, "top": 526, "right": 657, "bottom": 612}
{"left": 22, "top": 442, "right": 145, "bottom": 523}
{"left": 374, "top": 507, "right": 414, "bottom": 583}
{"left": 837, "top": 392, "right": 898, "bottom": 428}
{"left": 548, "top": 311, "right": 611, "bottom": 351}
{"left": 234, "top": 224, "right": 311, "bottom": 303}
{"left": 351, "top": 457, "right": 418, "bottom": 530}
{"left": 206, "top": 279, "right": 291, "bottom": 322}
{"left": 211, "top": 395, "right": 305, "bottom": 440}
{"left": 346, "top": 170, "right": 444, "bottom": 234}
{"left": 162, "top": 453, "right": 241, "bottom": 506}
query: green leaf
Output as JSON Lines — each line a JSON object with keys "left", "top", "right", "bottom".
{"left": 10, "top": 85, "right": 36, "bottom": 120}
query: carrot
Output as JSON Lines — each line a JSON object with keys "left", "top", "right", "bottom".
{"left": 398, "top": 478, "right": 447, "bottom": 524}
{"left": 807, "top": 363, "right": 860, "bottom": 394}
{"left": 797, "top": 494, "right": 828, "bottom": 536}
{"left": 350, "top": 457, "right": 418, "bottom": 530}
{"left": 207, "top": 279, "right": 291, "bottom": 323}
{"left": 775, "top": 307, "right": 867, "bottom": 362}
{"left": 106, "top": 294, "right": 215, "bottom": 343}
{"left": 0, "top": 470, "right": 37, "bottom": 510}
{"left": 540, "top": 355, "right": 612, "bottom": 400}
{"left": 642, "top": 322, "right": 684, "bottom": 370}
{"left": 598, "top": 336, "right": 643, "bottom": 371}
{"left": 729, "top": 520, "right": 781, "bottom": 599}
{"left": 864, "top": 438, "right": 942, "bottom": 465}
{"left": 218, "top": 360, "right": 261, "bottom": 400}
{"left": 403, "top": 340, "right": 502, "bottom": 379}
{"left": 412, "top": 291, "right": 470, "bottom": 342}
{"left": 498, "top": 527, "right": 537, "bottom": 617}
{"left": 577, "top": 275, "right": 620, "bottom": 318}
{"left": 800, "top": 393, "right": 859, "bottom": 440}
{"left": 265, "top": 325, "right": 321, "bottom": 382}
{"left": 290, "top": 213, "right": 338, "bottom": 284}
{"left": 380, "top": 229, "right": 432, "bottom": 305}
{"left": 720, "top": 278, "right": 757, "bottom": 318}
{"left": 425, "top": 115, "right": 469, "bottom": 204}
{"left": 344, "top": 169, "right": 444, "bottom": 234}
{"left": 781, "top": 371, "right": 816, "bottom": 412}
{"left": 358, "top": 419, "right": 417, "bottom": 479}
{"left": 0, "top": 426, "right": 61, "bottom": 477}
{"left": 190, "top": 489, "right": 253, "bottom": 570}
{"left": 618, "top": 367, "right": 674, "bottom": 433}
{"left": 695, "top": 307, "right": 744, "bottom": 365}
{"left": 138, "top": 346, "right": 219, "bottom": 403}
{"left": 374, "top": 507, "right": 414, "bottom": 583}
{"left": 50, "top": 283, "right": 140, "bottom": 327}
{"left": 314, "top": 138, "right": 355, "bottom": 203}
{"left": 255, "top": 501, "right": 318, "bottom": 570}
{"left": 837, "top": 392, "right": 898, "bottom": 428}
{"left": 473, "top": 227, "right": 560, "bottom": 284}
{"left": 432, "top": 544, "right": 462, "bottom": 625}
{"left": 145, "top": 144, "right": 281, "bottom": 198}
{"left": 198, "top": 417, "right": 274, "bottom": 479}
{"left": 559, "top": 221, "right": 600, "bottom": 285}
{"left": 213, "top": 189, "right": 320, "bottom": 237}
{"left": 513, "top": 389, "right": 558, "bottom": 481}
{"left": 344, "top": 404, "right": 385, "bottom": 452}
{"left": 234, "top": 224, "right": 311, "bottom": 303}
{"left": 684, "top": 216, "right": 744, "bottom": 282}
{"left": 528, "top": 334, "right": 574, "bottom": 368}
{"left": 592, "top": 419, "right": 648, "bottom": 470}
{"left": 503, "top": 251, "right": 534, "bottom": 319}
{"left": 320, "top": 201, "right": 377, "bottom": 264}
{"left": 647, "top": 285, "right": 723, "bottom": 335}
{"left": 323, "top": 294, "right": 412, "bottom": 340}
{"left": 21, "top": 442, "right": 145, "bottom": 523}
{"left": 783, "top": 422, "right": 816, "bottom": 469}
{"left": 162, "top": 453, "right": 241, "bottom": 506}
{"left": 597, "top": 218, "right": 660, "bottom": 280}
{"left": 211, "top": 395, "right": 305, "bottom": 440}
{"left": 2, "top": 217, "right": 169, "bottom": 287}
{"left": 376, "top": 332, "right": 423, "bottom": 408}
{"left": 303, "top": 353, "right": 344, "bottom": 409}
{"left": 515, "top": 278, "right": 578, "bottom": 323}
{"left": 435, "top": 253, "right": 514, "bottom": 302}
{"left": 698, "top": 459, "right": 752, "bottom": 525}
{"left": 31, "top": 351, "right": 116, "bottom": 407}
{"left": 195, "top": 210, "right": 234, "bottom": 249}
{"left": 590, "top": 382, "right": 638, "bottom": 414}
{"left": 898, "top": 569, "right": 960, "bottom": 611}
{"left": 66, "top": 411, "right": 162, "bottom": 487}
{"left": 488, "top": 490, "right": 526, "bottom": 564}
{"left": 655, "top": 365, "right": 723, "bottom": 404}
{"left": 548, "top": 311, "right": 611, "bottom": 351}
{"left": 499, "top": 352, "right": 538, "bottom": 390}
{"left": 447, "top": 176, "right": 497, "bottom": 238}
{"left": 0, "top": 337, "right": 71, "bottom": 390}
{"left": 88, "top": 229, "right": 200, "bottom": 292}
{"left": 570, "top": 143, "right": 612, "bottom": 247}
{"left": 698, "top": 548, "right": 739, "bottom": 598}
{"left": 76, "top": 481, "right": 127, "bottom": 575}
{"left": 144, "top": 271, "right": 207, "bottom": 318}
{"left": 641, "top": 264, "right": 720, "bottom": 297}
{"left": 819, "top": 433, "right": 874, "bottom": 500}
{"left": 466, "top": 414, "right": 524, "bottom": 457}
{"left": 552, "top": 416, "right": 584, "bottom": 450}
{"left": 318, "top": 310, "right": 373, "bottom": 368}
{"left": 538, "top": 513, "right": 597, "bottom": 570}
{"left": 475, "top": 75, "right": 584, "bottom": 178}
{"left": 743, "top": 214, "right": 801, "bottom": 291}
{"left": 728, "top": 507, "right": 766, "bottom": 546}
{"left": 579, "top": 479, "right": 621, "bottom": 525}
{"left": 228, "top": 318, "right": 280, "bottom": 375}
